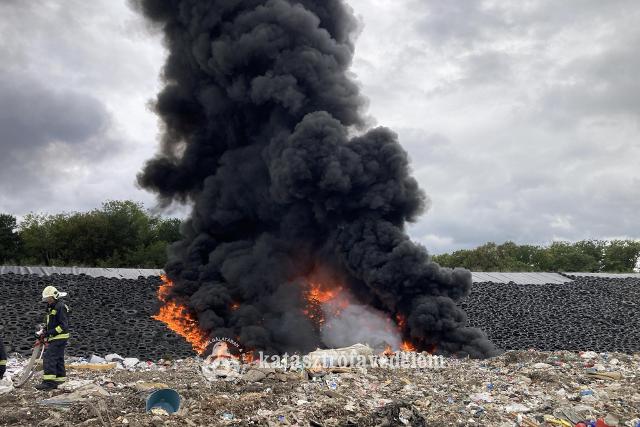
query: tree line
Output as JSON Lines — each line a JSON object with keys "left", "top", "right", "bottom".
{"left": 0, "top": 200, "right": 181, "bottom": 268}
{"left": 1, "top": 202, "right": 639, "bottom": 272}
{"left": 432, "top": 240, "right": 640, "bottom": 273}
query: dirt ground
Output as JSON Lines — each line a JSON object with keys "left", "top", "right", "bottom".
{"left": 0, "top": 350, "right": 638, "bottom": 427}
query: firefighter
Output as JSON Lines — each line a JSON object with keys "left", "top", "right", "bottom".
{"left": 0, "top": 335, "right": 6, "bottom": 380}
{"left": 35, "top": 285, "right": 70, "bottom": 390}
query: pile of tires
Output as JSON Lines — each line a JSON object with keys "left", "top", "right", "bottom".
{"left": 2, "top": 272, "right": 638, "bottom": 358}
{"left": 0, "top": 273, "right": 194, "bottom": 359}
{"left": 461, "top": 275, "right": 640, "bottom": 353}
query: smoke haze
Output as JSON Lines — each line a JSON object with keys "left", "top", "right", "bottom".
{"left": 135, "top": 0, "right": 498, "bottom": 358}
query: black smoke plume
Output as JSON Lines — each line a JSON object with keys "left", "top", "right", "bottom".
{"left": 134, "top": 0, "right": 498, "bottom": 358}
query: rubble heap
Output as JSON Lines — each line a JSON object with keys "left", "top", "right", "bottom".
{"left": 0, "top": 350, "right": 638, "bottom": 426}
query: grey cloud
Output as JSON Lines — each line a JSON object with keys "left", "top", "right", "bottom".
{"left": 394, "top": 125, "right": 640, "bottom": 254}
{"left": 538, "top": 36, "right": 640, "bottom": 125}
{"left": 0, "top": 69, "right": 119, "bottom": 212}
{"left": 412, "top": 0, "right": 632, "bottom": 47}
{"left": 0, "top": 0, "right": 161, "bottom": 215}
{"left": 0, "top": 72, "right": 109, "bottom": 152}
{"left": 412, "top": 0, "right": 511, "bottom": 48}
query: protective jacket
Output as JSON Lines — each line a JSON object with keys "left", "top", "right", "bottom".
{"left": 0, "top": 336, "right": 6, "bottom": 379}
{"left": 0, "top": 337, "right": 6, "bottom": 366}
{"left": 45, "top": 300, "right": 70, "bottom": 341}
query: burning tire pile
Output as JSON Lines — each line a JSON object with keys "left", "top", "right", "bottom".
{"left": 461, "top": 275, "right": 640, "bottom": 353}
{"left": 1, "top": 272, "right": 639, "bottom": 359}
{"left": 0, "top": 273, "right": 193, "bottom": 360}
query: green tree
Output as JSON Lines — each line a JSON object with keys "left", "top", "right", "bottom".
{"left": 16, "top": 201, "right": 184, "bottom": 268}
{"left": 433, "top": 239, "right": 639, "bottom": 273}
{"left": 602, "top": 240, "right": 640, "bottom": 272}
{"left": 545, "top": 241, "right": 600, "bottom": 272}
{"left": 0, "top": 213, "right": 22, "bottom": 263}
{"left": 19, "top": 213, "right": 64, "bottom": 265}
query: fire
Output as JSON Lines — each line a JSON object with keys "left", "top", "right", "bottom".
{"left": 153, "top": 275, "right": 209, "bottom": 354}
{"left": 241, "top": 351, "right": 256, "bottom": 364}
{"left": 308, "top": 285, "right": 342, "bottom": 304}
{"left": 302, "top": 273, "right": 423, "bottom": 353}
{"left": 383, "top": 344, "right": 394, "bottom": 356}
{"left": 401, "top": 340, "right": 416, "bottom": 352}
{"left": 396, "top": 313, "right": 407, "bottom": 330}
{"left": 304, "top": 281, "right": 351, "bottom": 327}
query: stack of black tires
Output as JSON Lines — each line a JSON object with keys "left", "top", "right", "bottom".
{"left": 461, "top": 275, "right": 640, "bottom": 353}
{"left": 2, "top": 272, "right": 639, "bottom": 358}
{"left": 0, "top": 273, "right": 194, "bottom": 359}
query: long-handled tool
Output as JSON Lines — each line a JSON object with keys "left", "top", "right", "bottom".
{"left": 13, "top": 326, "right": 46, "bottom": 388}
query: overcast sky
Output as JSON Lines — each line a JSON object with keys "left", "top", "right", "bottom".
{"left": 1, "top": 0, "right": 638, "bottom": 254}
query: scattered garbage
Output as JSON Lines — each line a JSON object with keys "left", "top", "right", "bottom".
{"left": 57, "top": 379, "right": 94, "bottom": 391}
{"left": 241, "top": 369, "right": 267, "bottom": 383}
{"left": 89, "top": 355, "right": 106, "bottom": 364}
{"left": 123, "top": 357, "right": 140, "bottom": 369}
{"left": 39, "top": 384, "right": 109, "bottom": 406}
{"left": 0, "top": 349, "right": 638, "bottom": 425}
{"left": 586, "top": 369, "right": 623, "bottom": 380}
{"left": 133, "top": 381, "right": 169, "bottom": 392}
{"left": 306, "top": 343, "right": 374, "bottom": 368}
{"left": 505, "top": 403, "right": 531, "bottom": 413}
{"left": 105, "top": 353, "right": 124, "bottom": 363}
{"left": 0, "top": 375, "right": 15, "bottom": 395}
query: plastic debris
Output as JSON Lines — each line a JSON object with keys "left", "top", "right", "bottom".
{"left": 585, "top": 369, "right": 623, "bottom": 380}
{"left": 0, "top": 376, "right": 15, "bottom": 395}
{"left": 105, "top": 353, "right": 124, "bottom": 363}
{"left": 89, "top": 355, "right": 107, "bottom": 364}
{"left": 505, "top": 403, "right": 531, "bottom": 413}
{"left": 68, "top": 362, "right": 117, "bottom": 371}
{"left": 0, "top": 349, "right": 638, "bottom": 425}
{"left": 123, "top": 358, "right": 140, "bottom": 369}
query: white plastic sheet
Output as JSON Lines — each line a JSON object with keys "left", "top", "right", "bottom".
{"left": 0, "top": 266, "right": 163, "bottom": 279}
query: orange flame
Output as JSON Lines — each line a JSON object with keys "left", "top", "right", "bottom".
{"left": 242, "top": 352, "right": 256, "bottom": 364}
{"left": 401, "top": 340, "right": 416, "bottom": 352}
{"left": 396, "top": 313, "right": 407, "bottom": 330}
{"left": 304, "top": 281, "right": 351, "bottom": 327}
{"left": 153, "top": 275, "right": 209, "bottom": 354}
{"left": 383, "top": 344, "right": 394, "bottom": 356}
{"left": 308, "top": 285, "right": 342, "bottom": 304}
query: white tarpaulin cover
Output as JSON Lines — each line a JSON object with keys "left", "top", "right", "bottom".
{"left": 565, "top": 272, "right": 640, "bottom": 278}
{"left": 470, "top": 272, "right": 571, "bottom": 284}
{"left": 0, "top": 266, "right": 163, "bottom": 279}
{"left": 0, "top": 267, "right": 582, "bottom": 283}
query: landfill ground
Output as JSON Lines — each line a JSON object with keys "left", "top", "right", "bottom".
{"left": 0, "top": 350, "right": 639, "bottom": 427}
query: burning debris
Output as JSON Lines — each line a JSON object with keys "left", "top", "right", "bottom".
{"left": 135, "top": 0, "right": 497, "bottom": 358}
{"left": 153, "top": 275, "right": 209, "bottom": 354}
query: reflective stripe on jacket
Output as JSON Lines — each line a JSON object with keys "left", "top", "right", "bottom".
{"left": 45, "top": 300, "right": 70, "bottom": 341}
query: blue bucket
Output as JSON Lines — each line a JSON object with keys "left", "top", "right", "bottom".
{"left": 145, "top": 388, "right": 181, "bottom": 414}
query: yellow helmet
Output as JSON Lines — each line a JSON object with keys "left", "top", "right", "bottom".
{"left": 42, "top": 286, "right": 67, "bottom": 301}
